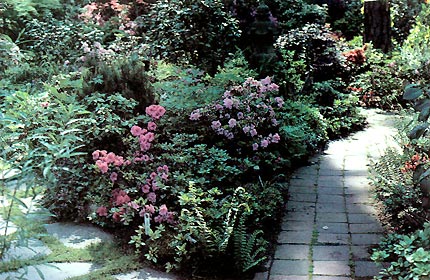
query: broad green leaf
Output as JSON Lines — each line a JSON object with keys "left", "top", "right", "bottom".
{"left": 419, "top": 106, "right": 430, "bottom": 122}
{"left": 408, "top": 123, "right": 429, "bottom": 139}
{"left": 404, "top": 84, "right": 424, "bottom": 100}
{"left": 414, "top": 99, "right": 430, "bottom": 112}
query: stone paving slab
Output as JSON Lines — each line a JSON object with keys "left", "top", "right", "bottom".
{"left": 313, "top": 245, "right": 349, "bottom": 261}
{"left": 274, "top": 244, "right": 310, "bottom": 260}
{"left": 114, "top": 267, "right": 183, "bottom": 280}
{"left": 355, "top": 261, "right": 381, "bottom": 277}
{"left": 281, "top": 221, "right": 314, "bottom": 231}
{"left": 316, "top": 222, "right": 348, "bottom": 234}
{"left": 45, "top": 222, "right": 113, "bottom": 249}
{"left": 277, "top": 230, "right": 313, "bottom": 244}
{"left": 2, "top": 238, "right": 52, "bottom": 262}
{"left": 270, "top": 260, "right": 310, "bottom": 276}
{"left": 0, "top": 262, "right": 98, "bottom": 280}
{"left": 313, "top": 261, "right": 351, "bottom": 276}
{"left": 317, "top": 233, "right": 350, "bottom": 245}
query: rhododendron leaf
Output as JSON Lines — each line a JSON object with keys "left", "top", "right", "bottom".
{"left": 408, "top": 123, "right": 429, "bottom": 139}
{"left": 404, "top": 84, "right": 423, "bottom": 100}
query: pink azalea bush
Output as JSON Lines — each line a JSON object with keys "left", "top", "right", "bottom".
{"left": 91, "top": 104, "right": 174, "bottom": 226}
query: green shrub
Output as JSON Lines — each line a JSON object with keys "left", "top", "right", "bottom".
{"left": 143, "top": 0, "right": 240, "bottom": 74}
{"left": 348, "top": 46, "right": 405, "bottom": 110}
{"left": 372, "top": 223, "right": 430, "bottom": 279}
{"left": 22, "top": 16, "right": 104, "bottom": 65}
{"left": 154, "top": 51, "right": 256, "bottom": 111}
{"left": 400, "top": 3, "right": 430, "bottom": 82}
{"left": 391, "top": 0, "right": 426, "bottom": 44}
{"left": 274, "top": 23, "right": 349, "bottom": 95}
{"left": 82, "top": 52, "right": 156, "bottom": 115}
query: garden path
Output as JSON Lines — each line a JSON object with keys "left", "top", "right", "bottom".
{"left": 255, "top": 109, "right": 400, "bottom": 280}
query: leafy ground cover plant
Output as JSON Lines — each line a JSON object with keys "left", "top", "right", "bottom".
{"left": 372, "top": 222, "right": 430, "bottom": 279}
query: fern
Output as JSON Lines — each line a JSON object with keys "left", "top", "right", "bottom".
{"left": 233, "top": 214, "right": 267, "bottom": 272}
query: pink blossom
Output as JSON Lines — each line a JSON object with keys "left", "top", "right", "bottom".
{"left": 223, "top": 98, "right": 233, "bottom": 109}
{"left": 190, "top": 110, "right": 201, "bottom": 121}
{"left": 142, "top": 184, "right": 151, "bottom": 193}
{"left": 115, "top": 193, "right": 130, "bottom": 206}
{"left": 228, "top": 118, "right": 237, "bottom": 128}
{"left": 152, "top": 182, "right": 159, "bottom": 191}
{"left": 92, "top": 150, "right": 100, "bottom": 160}
{"left": 275, "top": 97, "right": 284, "bottom": 107}
{"left": 159, "top": 204, "right": 168, "bottom": 215}
{"left": 147, "top": 122, "right": 157, "bottom": 131}
{"left": 131, "top": 125, "right": 143, "bottom": 136}
{"left": 147, "top": 192, "right": 157, "bottom": 203}
{"left": 163, "top": 165, "right": 169, "bottom": 172}
{"left": 150, "top": 172, "right": 157, "bottom": 179}
{"left": 211, "top": 120, "right": 222, "bottom": 130}
{"left": 145, "top": 204, "right": 155, "bottom": 214}
{"left": 96, "top": 160, "right": 108, "bottom": 173}
{"left": 261, "top": 76, "right": 272, "bottom": 85}
{"left": 145, "top": 132, "right": 155, "bottom": 142}
{"left": 140, "top": 141, "right": 151, "bottom": 152}
{"left": 113, "top": 156, "right": 124, "bottom": 166}
{"left": 145, "top": 105, "right": 166, "bottom": 120}
{"left": 128, "top": 201, "right": 140, "bottom": 210}
{"left": 96, "top": 206, "right": 108, "bottom": 217}
{"left": 268, "top": 83, "right": 280, "bottom": 91}
{"left": 161, "top": 173, "right": 168, "bottom": 181}
{"left": 252, "top": 143, "right": 259, "bottom": 151}
{"left": 272, "top": 133, "right": 281, "bottom": 143}
{"left": 110, "top": 172, "right": 118, "bottom": 182}
{"left": 141, "top": 155, "right": 150, "bottom": 162}
{"left": 261, "top": 139, "right": 269, "bottom": 148}
{"left": 106, "top": 152, "right": 116, "bottom": 163}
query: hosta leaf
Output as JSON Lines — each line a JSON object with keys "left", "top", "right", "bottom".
{"left": 419, "top": 106, "right": 430, "bottom": 122}
{"left": 408, "top": 123, "right": 429, "bottom": 139}
{"left": 404, "top": 84, "right": 423, "bottom": 100}
{"left": 414, "top": 99, "right": 430, "bottom": 112}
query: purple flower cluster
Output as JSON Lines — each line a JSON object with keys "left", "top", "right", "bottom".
{"left": 190, "top": 77, "right": 284, "bottom": 151}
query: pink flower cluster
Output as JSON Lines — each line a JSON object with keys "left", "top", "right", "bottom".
{"left": 130, "top": 125, "right": 156, "bottom": 152}
{"left": 252, "top": 133, "right": 281, "bottom": 151}
{"left": 93, "top": 150, "right": 130, "bottom": 174}
{"left": 96, "top": 165, "right": 174, "bottom": 225}
{"left": 145, "top": 105, "right": 166, "bottom": 120}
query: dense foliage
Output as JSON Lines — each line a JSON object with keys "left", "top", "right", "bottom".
{"left": 6, "top": 0, "right": 430, "bottom": 278}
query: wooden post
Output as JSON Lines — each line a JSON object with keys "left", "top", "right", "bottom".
{"left": 364, "top": 0, "right": 391, "bottom": 53}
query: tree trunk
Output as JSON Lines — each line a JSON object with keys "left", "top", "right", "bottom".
{"left": 364, "top": 0, "right": 391, "bottom": 53}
